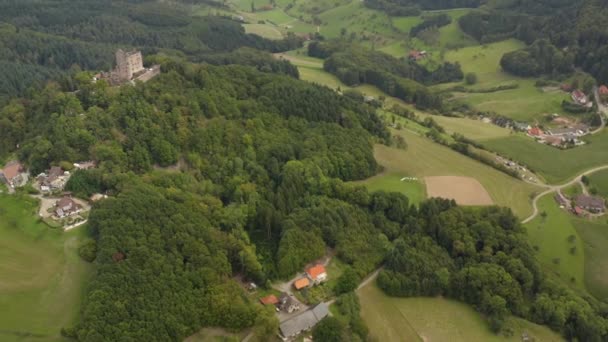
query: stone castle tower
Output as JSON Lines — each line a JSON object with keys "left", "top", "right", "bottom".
{"left": 115, "top": 49, "right": 144, "bottom": 81}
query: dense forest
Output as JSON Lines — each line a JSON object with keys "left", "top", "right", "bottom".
{"left": 458, "top": 0, "right": 608, "bottom": 83}
{"left": 0, "top": 0, "right": 303, "bottom": 106}
{"left": 364, "top": 0, "right": 484, "bottom": 15}
{"left": 308, "top": 40, "right": 463, "bottom": 110}
{"left": 1, "top": 54, "right": 606, "bottom": 340}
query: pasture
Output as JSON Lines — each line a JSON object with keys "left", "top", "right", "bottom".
{"left": 444, "top": 40, "right": 571, "bottom": 122}
{"left": 354, "top": 173, "right": 427, "bottom": 205}
{"left": 588, "top": 169, "right": 608, "bottom": 198}
{"left": 0, "top": 194, "right": 92, "bottom": 341}
{"left": 425, "top": 176, "right": 493, "bottom": 205}
{"left": 572, "top": 218, "right": 608, "bottom": 301}
{"left": 524, "top": 195, "right": 586, "bottom": 289}
{"left": 373, "top": 129, "right": 540, "bottom": 218}
{"left": 358, "top": 283, "right": 563, "bottom": 342}
{"left": 483, "top": 131, "right": 608, "bottom": 184}
{"left": 243, "top": 24, "right": 283, "bottom": 39}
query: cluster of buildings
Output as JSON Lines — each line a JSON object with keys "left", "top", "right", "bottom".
{"left": 294, "top": 264, "right": 328, "bottom": 290}
{"left": 555, "top": 192, "right": 605, "bottom": 216}
{"left": 0, "top": 161, "right": 29, "bottom": 190}
{"left": 259, "top": 292, "right": 301, "bottom": 314}
{"left": 36, "top": 166, "right": 70, "bottom": 193}
{"left": 526, "top": 124, "right": 589, "bottom": 148}
{"left": 94, "top": 49, "right": 160, "bottom": 86}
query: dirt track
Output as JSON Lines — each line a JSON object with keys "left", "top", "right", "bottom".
{"left": 425, "top": 176, "right": 494, "bottom": 206}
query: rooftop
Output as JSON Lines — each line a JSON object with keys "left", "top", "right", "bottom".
{"left": 2, "top": 161, "right": 24, "bottom": 180}
{"left": 279, "top": 303, "right": 329, "bottom": 338}
{"left": 294, "top": 277, "right": 310, "bottom": 290}
{"left": 306, "top": 264, "right": 326, "bottom": 280}
{"left": 575, "top": 195, "right": 605, "bottom": 209}
{"left": 259, "top": 294, "right": 278, "bottom": 305}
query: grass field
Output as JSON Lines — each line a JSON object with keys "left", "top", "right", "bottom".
{"left": 444, "top": 40, "right": 570, "bottom": 122}
{"left": 483, "top": 131, "right": 608, "bottom": 184}
{"left": 524, "top": 195, "right": 586, "bottom": 289}
{"left": 243, "top": 24, "right": 283, "bottom": 39}
{"left": 374, "top": 129, "right": 540, "bottom": 218}
{"left": 572, "top": 218, "right": 608, "bottom": 301}
{"left": 588, "top": 169, "right": 608, "bottom": 199}
{"left": 359, "top": 283, "right": 563, "bottom": 342}
{"left": 354, "top": 173, "right": 427, "bottom": 205}
{"left": 0, "top": 194, "right": 92, "bottom": 342}
{"left": 561, "top": 183, "right": 583, "bottom": 198}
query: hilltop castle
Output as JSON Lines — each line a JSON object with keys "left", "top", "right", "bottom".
{"left": 95, "top": 49, "right": 160, "bottom": 85}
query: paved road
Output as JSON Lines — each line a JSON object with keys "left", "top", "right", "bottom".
{"left": 522, "top": 164, "right": 608, "bottom": 223}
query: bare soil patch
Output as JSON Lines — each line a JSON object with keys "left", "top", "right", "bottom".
{"left": 425, "top": 176, "right": 494, "bottom": 205}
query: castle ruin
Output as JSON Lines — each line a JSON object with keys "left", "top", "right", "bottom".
{"left": 95, "top": 49, "right": 160, "bottom": 85}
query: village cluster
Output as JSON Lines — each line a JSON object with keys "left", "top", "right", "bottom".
{"left": 0, "top": 160, "right": 104, "bottom": 229}
{"left": 254, "top": 264, "right": 330, "bottom": 341}
{"left": 484, "top": 85, "right": 608, "bottom": 149}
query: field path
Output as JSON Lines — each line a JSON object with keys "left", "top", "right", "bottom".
{"left": 591, "top": 86, "right": 607, "bottom": 134}
{"left": 522, "top": 164, "right": 608, "bottom": 223}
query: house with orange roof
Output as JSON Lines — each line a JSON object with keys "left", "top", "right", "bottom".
{"left": 305, "top": 264, "right": 327, "bottom": 285}
{"left": 259, "top": 294, "right": 279, "bottom": 306}
{"left": 599, "top": 85, "right": 608, "bottom": 96}
{"left": 294, "top": 277, "right": 310, "bottom": 290}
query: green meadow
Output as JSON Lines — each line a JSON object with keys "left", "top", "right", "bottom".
{"left": 524, "top": 195, "right": 586, "bottom": 289}
{"left": 0, "top": 194, "right": 92, "bottom": 342}
{"left": 354, "top": 173, "right": 427, "bottom": 205}
{"left": 588, "top": 169, "right": 608, "bottom": 198}
{"left": 483, "top": 131, "right": 608, "bottom": 184}
{"left": 572, "top": 218, "right": 608, "bottom": 301}
{"left": 373, "top": 129, "right": 540, "bottom": 218}
{"left": 243, "top": 24, "right": 284, "bottom": 39}
{"left": 445, "top": 39, "right": 570, "bottom": 122}
{"left": 359, "top": 283, "right": 563, "bottom": 342}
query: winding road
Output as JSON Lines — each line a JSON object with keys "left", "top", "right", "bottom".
{"left": 522, "top": 165, "right": 608, "bottom": 224}
{"left": 590, "top": 86, "right": 607, "bottom": 134}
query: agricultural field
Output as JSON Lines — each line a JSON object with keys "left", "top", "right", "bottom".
{"left": 588, "top": 169, "right": 608, "bottom": 199}
{"left": 373, "top": 129, "right": 540, "bottom": 218}
{"left": 524, "top": 195, "right": 586, "bottom": 289}
{"left": 572, "top": 218, "right": 608, "bottom": 301}
{"left": 483, "top": 131, "right": 608, "bottom": 184}
{"left": 0, "top": 194, "right": 92, "bottom": 341}
{"left": 444, "top": 40, "right": 571, "bottom": 123}
{"left": 425, "top": 176, "right": 494, "bottom": 206}
{"left": 243, "top": 24, "right": 284, "bottom": 39}
{"left": 359, "top": 283, "right": 563, "bottom": 342}
{"left": 354, "top": 173, "right": 427, "bottom": 205}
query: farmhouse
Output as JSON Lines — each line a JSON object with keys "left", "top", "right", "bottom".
{"left": 37, "top": 166, "right": 70, "bottom": 193}
{"left": 306, "top": 264, "right": 327, "bottom": 285}
{"left": 259, "top": 294, "right": 279, "bottom": 306}
{"left": 600, "top": 85, "right": 608, "bottom": 96}
{"left": 408, "top": 50, "right": 427, "bottom": 61}
{"left": 547, "top": 127, "right": 580, "bottom": 136}
{"left": 278, "top": 293, "right": 301, "bottom": 313}
{"left": 571, "top": 90, "right": 589, "bottom": 105}
{"left": 54, "top": 196, "right": 83, "bottom": 218}
{"left": 294, "top": 277, "right": 310, "bottom": 290}
{"left": 279, "top": 302, "right": 329, "bottom": 340}
{"left": 0, "top": 161, "right": 28, "bottom": 189}
{"left": 574, "top": 195, "right": 605, "bottom": 213}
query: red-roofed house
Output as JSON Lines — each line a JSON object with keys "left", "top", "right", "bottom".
{"left": 294, "top": 277, "right": 310, "bottom": 290}
{"left": 259, "top": 295, "right": 279, "bottom": 305}
{"left": 599, "top": 85, "right": 608, "bottom": 96}
{"left": 306, "top": 264, "right": 327, "bottom": 284}
{"left": 408, "top": 50, "right": 427, "bottom": 61}
{"left": 0, "top": 161, "right": 27, "bottom": 188}
{"left": 571, "top": 90, "right": 588, "bottom": 105}
{"left": 528, "top": 127, "right": 543, "bottom": 137}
